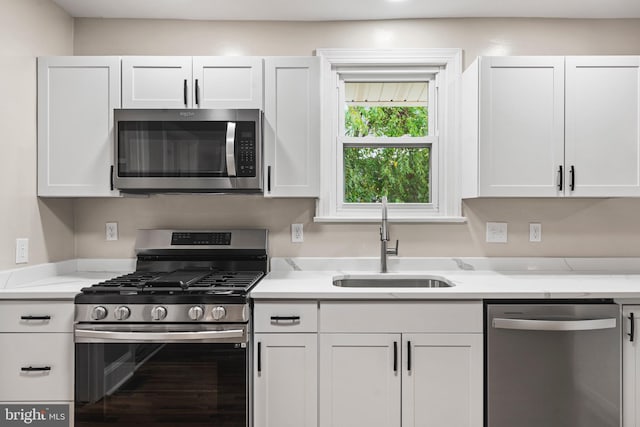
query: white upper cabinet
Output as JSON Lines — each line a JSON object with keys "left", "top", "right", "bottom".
{"left": 37, "top": 56, "right": 121, "bottom": 197}
{"left": 463, "top": 55, "right": 640, "bottom": 198}
{"left": 565, "top": 56, "right": 640, "bottom": 197}
{"left": 263, "top": 57, "right": 321, "bottom": 197}
{"left": 193, "top": 57, "right": 263, "bottom": 109}
{"left": 122, "top": 56, "right": 263, "bottom": 109}
{"left": 463, "top": 56, "right": 565, "bottom": 197}
{"left": 122, "top": 56, "right": 193, "bottom": 108}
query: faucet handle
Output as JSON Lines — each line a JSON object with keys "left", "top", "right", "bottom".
{"left": 387, "top": 239, "right": 399, "bottom": 256}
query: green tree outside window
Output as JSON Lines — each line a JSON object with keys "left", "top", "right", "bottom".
{"left": 344, "top": 106, "right": 430, "bottom": 203}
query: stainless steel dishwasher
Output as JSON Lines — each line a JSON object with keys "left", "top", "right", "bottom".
{"left": 486, "top": 301, "right": 621, "bottom": 427}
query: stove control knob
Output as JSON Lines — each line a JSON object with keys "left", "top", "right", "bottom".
{"left": 114, "top": 306, "right": 131, "bottom": 321}
{"left": 151, "top": 306, "right": 168, "bottom": 321}
{"left": 211, "top": 306, "right": 227, "bottom": 321}
{"left": 91, "top": 306, "right": 108, "bottom": 320}
{"left": 188, "top": 306, "right": 204, "bottom": 321}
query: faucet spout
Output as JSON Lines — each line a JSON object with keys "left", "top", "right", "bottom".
{"left": 380, "top": 196, "right": 398, "bottom": 273}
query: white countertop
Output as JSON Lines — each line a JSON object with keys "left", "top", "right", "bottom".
{"left": 0, "top": 259, "right": 133, "bottom": 300}
{"left": 4, "top": 257, "right": 640, "bottom": 301}
{"left": 249, "top": 257, "right": 640, "bottom": 301}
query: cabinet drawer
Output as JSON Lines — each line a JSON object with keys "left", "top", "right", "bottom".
{"left": 0, "top": 334, "right": 73, "bottom": 401}
{"left": 0, "top": 301, "right": 73, "bottom": 332}
{"left": 320, "top": 301, "right": 483, "bottom": 333}
{"left": 254, "top": 302, "right": 318, "bottom": 333}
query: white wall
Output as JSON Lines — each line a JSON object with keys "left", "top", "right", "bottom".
{"left": 0, "top": 0, "right": 74, "bottom": 270}
{"left": 71, "top": 18, "right": 640, "bottom": 259}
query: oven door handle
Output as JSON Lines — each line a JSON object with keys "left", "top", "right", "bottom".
{"left": 226, "top": 121, "right": 237, "bottom": 177}
{"left": 75, "top": 328, "right": 245, "bottom": 343}
{"left": 492, "top": 317, "right": 617, "bottom": 331}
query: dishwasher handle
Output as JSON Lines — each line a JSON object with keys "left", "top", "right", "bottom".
{"left": 492, "top": 317, "right": 617, "bottom": 331}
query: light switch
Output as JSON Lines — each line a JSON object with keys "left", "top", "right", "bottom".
{"left": 486, "top": 222, "right": 508, "bottom": 243}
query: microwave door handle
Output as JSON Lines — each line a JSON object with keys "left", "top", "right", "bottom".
{"left": 226, "top": 122, "right": 237, "bottom": 177}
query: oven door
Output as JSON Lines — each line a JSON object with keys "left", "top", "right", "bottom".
{"left": 114, "top": 109, "right": 262, "bottom": 192}
{"left": 74, "top": 324, "right": 249, "bottom": 427}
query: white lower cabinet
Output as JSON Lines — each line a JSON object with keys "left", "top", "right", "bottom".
{"left": 623, "top": 306, "right": 640, "bottom": 427}
{"left": 0, "top": 300, "right": 74, "bottom": 425}
{"left": 402, "top": 334, "right": 483, "bottom": 427}
{"left": 254, "top": 333, "right": 317, "bottom": 427}
{"left": 319, "top": 302, "right": 483, "bottom": 427}
{"left": 253, "top": 301, "right": 483, "bottom": 427}
{"left": 319, "top": 334, "right": 401, "bottom": 427}
{"left": 253, "top": 302, "right": 318, "bottom": 427}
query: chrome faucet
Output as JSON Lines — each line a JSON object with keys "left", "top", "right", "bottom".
{"left": 380, "top": 196, "right": 399, "bottom": 273}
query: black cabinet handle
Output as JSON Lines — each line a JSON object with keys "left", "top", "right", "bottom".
{"left": 407, "top": 341, "right": 412, "bottom": 371}
{"left": 267, "top": 166, "right": 271, "bottom": 192}
{"left": 195, "top": 79, "right": 200, "bottom": 105}
{"left": 183, "top": 79, "right": 188, "bottom": 106}
{"left": 570, "top": 165, "right": 575, "bottom": 191}
{"left": 110, "top": 165, "right": 114, "bottom": 191}
{"left": 21, "top": 366, "right": 51, "bottom": 372}
{"left": 20, "top": 315, "right": 51, "bottom": 321}
{"left": 393, "top": 341, "right": 398, "bottom": 372}
{"left": 557, "top": 165, "right": 563, "bottom": 191}
{"left": 257, "top": 342, "right": 262, "bottom": 373}
{"left": 630, "top": 313, "right": 635, "bottom": 342}
{"left": 270, "top": 316, "right": 300, "bottom": 322}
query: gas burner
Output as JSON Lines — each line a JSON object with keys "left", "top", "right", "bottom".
{"left": 75, "top": 229, "right": 268, "bottom": 320}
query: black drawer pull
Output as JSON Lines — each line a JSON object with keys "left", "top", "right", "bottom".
{"left": 183, "top": 79, "right": 188, "bottom": 106}
{"left": 407, "top": 341, "right": 412, "bottom": 371}
{"left": 393, "top": 341, "right": 398, "bottom": 372}
{"left": 257, "top": 342, "right": 262, "bottom": 373}
{"left": 20, "top": 315, "right": 51, "bottom": 321}
{"left": 270, "top": 316, "right": 300, "bottom": 322}
{"left": 630, "top": 313, "right": 635, "bottom": 342}
{"left": 557, "top": 165, "right": 563, "bottom": 191}
{"left": 21, "top": 366, "right": 51, "bottom": 372}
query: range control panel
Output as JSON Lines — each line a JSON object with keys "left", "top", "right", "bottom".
{"left": 171, "top": 232, "right": 232, "bottom": 246}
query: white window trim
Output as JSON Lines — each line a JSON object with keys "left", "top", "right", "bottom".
{"left": 314, "top": 48, "right": 465, "bottom": 223}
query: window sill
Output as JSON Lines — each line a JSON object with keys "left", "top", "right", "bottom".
{"left": 313, "top": 216, "right": 468, "bottom": 224}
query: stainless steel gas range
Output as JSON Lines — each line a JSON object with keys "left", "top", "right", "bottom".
{"left": 74, "top": 229, "right": 268, "bottom": 427}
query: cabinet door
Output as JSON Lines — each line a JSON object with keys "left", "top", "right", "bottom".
{"left": 624, "top": 306, "right": 640, "bottom": 427}
{"left": 37, "top": 56, "right": 120, "bottom": 197}
{"left": 122, "top": 56, "right": 192, "bottom": 108}
{"left": 565, "top": 56, "right": 640, "bottom": 197}
{"left": 193, "top": 57, "right": 262, "bottom": 109}
{"left": 254, "top": 333, "right": 317, "bottom": 427}
{"left": 319, "top": 334, "right": 401, "bottom": 427}
{"left": 0, "top": 333, "right": 73, "bottom": 401}
{"left": 263, "top": 57, "right": 320, "bottom": 197}
{"left": 402, "top": 334, "right": 483, "bottom": 427}
{"left": 479, "top": 56, "right": 565, "bottom": 196}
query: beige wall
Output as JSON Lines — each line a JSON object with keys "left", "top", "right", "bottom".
{"left": 72, "top": 18, "right": 640, "bottom": 259}
{"left": 0, "top": 0, "right": 74, "bottom": 270}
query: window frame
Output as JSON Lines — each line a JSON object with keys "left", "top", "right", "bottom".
{"left": 314, "top": 48, "right": 465, "bottom": 223}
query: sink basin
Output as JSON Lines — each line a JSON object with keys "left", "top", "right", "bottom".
{"left": 332, "top": 274, "right": 454, "bottom": 288}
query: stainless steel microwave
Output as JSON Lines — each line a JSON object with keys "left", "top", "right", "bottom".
{"left": 113, "top": 109, "right": 262, "bottom": 193}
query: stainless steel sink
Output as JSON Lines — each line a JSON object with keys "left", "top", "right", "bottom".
{"left": 332, "top": 274, "right": 454, "bottom": 288}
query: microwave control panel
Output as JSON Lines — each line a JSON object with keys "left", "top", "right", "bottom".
{"left": 236, "top": 122, "right": 256, "bottom": 177}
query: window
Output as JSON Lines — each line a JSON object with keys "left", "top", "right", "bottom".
{"left": 315, "top": 49, "right": 464, "bottom": 222}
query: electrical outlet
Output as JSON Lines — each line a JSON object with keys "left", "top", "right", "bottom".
{"left": 15, "top": 238, "right": 28, "bottom": 264}
{"left": 486, "top": 222, "right": 508, "bottom": 243}
{"left": 530, "top": 223, "right": 542, "bottom": 242}
{"left": 291, "top": 223, "right": 304, "bottom": 243}
{"left": 106, "top": 222, "right": 118, "bottom": 241}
